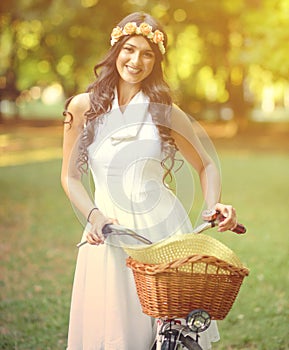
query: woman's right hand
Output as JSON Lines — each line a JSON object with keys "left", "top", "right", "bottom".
{"left": 85, "top": 209, "right": 118, "bottom": 245}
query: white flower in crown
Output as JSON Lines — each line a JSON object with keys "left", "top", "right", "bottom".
{"left": 158, "top": 42, "right": 166, "bottom": 55}
{"left": 110, "top": 26, "right": 123, "bottom": 46}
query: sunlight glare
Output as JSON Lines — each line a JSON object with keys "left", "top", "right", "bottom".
{"left": 41, "top": 83, "right": 64, "bottom": 105}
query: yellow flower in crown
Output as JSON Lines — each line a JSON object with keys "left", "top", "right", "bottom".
{"left": 138, "top": 22, "right": 153, "bottom": 36}
{"left": 153, "top": 30, "right": 166, "bottom": 54}
{"left": 123, "top": 22, "right": 137, "bottom": 35}
{"left": 153, "top": 30, "right": 164, "bottom": 44}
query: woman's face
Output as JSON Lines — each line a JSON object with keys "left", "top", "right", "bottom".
{"left": 116, "top": 35, "right": 156, "bottom": 87}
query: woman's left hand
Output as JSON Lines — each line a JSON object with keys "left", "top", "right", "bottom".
{"left": 214, "top": 203, "right": 237, "bottom": 232}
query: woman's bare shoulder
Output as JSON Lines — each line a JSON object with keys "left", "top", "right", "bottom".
{"left": 65, "top": 93, "right": 91, "bottom": 126}
{"left": 67, "top": 93, "right": 90, "bottom": 114}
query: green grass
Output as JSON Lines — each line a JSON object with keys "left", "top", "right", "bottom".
{"left": 0, "top": 138, "right": 288, "bottom": 349}
{"left": 0, "top": 160, "right": 81, "bottom": 350}
{"left": 213, "top": 152, "right": 289, "bottom": 350}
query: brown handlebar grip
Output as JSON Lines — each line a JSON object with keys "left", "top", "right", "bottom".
{"left": 231, "top": 222, "right": 246, "bottom": 234}
{"left": 218, "top": 214, "right": 246, "bottom": 234}
{"left": 202, "top": 209, "right": 246, "bottom": 234}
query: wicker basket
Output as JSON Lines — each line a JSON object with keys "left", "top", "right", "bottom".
{"left": 125, "top": 233, "right": 249, "bottom": 320}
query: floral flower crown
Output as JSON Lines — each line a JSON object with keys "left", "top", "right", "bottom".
{"left": 110, "top": 21, "right": 166, "bottom": 55}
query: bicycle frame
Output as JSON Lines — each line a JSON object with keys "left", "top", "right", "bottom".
{"left": 77, "top": 209, "right": 246, "bottom": 248}
{"left": 153, "top": 309, "right": 211, "bottom": 350}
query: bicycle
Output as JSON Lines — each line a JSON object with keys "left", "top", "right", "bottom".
{"left": 77, "top": 210, "right": 248, "bottom": 350}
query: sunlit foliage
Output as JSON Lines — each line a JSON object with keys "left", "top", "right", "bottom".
{"left": 0, "top": 0, "right": 289, "bottom": 121}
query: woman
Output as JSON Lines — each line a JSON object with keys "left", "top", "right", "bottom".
{"left": 61, "top": 12, "right": 237, "bottom": 350}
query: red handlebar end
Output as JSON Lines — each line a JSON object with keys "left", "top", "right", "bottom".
{"left": 231, "top": 223, "right": 246, "bottom": 234}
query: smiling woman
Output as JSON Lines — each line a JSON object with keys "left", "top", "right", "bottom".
{"left": 61, "top": 11, "right": 239, "bottom": 350}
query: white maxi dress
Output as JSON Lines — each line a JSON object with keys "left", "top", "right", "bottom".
{"left": 66, "top": 91, "right": 220, "bottom": 350}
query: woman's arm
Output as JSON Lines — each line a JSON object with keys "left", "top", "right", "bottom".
{"left": 61, "top": 93, "right": 113, "bottom": 244}
{"left": 170, "top": 104, "right": 236, "bottom": 231}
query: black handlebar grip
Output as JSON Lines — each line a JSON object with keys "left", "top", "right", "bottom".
{"left": 102, "top": 224, "right": 113, "bottom": 236}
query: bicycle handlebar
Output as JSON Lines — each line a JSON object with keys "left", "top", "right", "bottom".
{"left": 77, "top": 210, "right": 246, "bottom": 248}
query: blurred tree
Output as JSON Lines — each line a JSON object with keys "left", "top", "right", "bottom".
{"left": 0, "top": 0, "right": 126, "bottom": 120}
{"left": 160, "top": 0, "right": 250, "bottom": 121}
{"left": 0, "top": 0, "right": 288, "bottom": 124}
{"left": 156, "top": 0, "right": 288, "bottom": 123}
{"left": 241, "top": 0, "right": 289, "bottom": 79}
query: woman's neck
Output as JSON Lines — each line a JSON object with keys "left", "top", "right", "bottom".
{"left": 117, "top": 81, "right": 141, "bottom": 109}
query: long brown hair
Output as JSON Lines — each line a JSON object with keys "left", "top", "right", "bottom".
{"left": 64, "top": 12, "right": 180, "bottom": 186}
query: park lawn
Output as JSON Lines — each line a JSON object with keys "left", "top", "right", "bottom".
{"left": 0, "top": 150, "right": 288, "bottom": 349}
{"left": 213, "top": 151, "right": 289, "bottom": 350}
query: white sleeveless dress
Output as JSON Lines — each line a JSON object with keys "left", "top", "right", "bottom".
{"left": 66, "top": 91, "right": 220, "bottom": 350}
